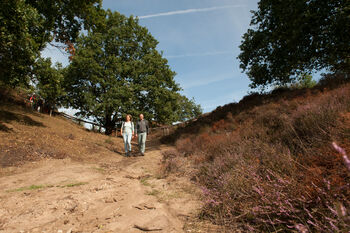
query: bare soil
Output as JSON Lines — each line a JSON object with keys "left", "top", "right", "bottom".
{"left": 0, "top": 104, "right": 210, "bottom": 233}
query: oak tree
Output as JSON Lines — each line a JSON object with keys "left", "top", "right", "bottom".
{"left": 0, "top": 0, "right": 101, "bottom": 86}
{"left": 238, "top": 0, "right": 350, "bottom": 88}
{"left": 64, "top": 10, "right": 201, "bottom": 134}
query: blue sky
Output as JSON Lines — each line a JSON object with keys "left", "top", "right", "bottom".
{"left": 42, "top": 0, "right": 259, "bottom": 113}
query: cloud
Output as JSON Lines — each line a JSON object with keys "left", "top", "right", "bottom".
{"left": 166, "top": 51, "right": 232, "bottom": 59}
{"left": 180, "top": 74, "right": 234, "bottom": 89}
{"left": 138, "top": 5, "right": 246, "bottom": 19}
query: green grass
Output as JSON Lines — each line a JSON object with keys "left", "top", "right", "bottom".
{"left": 91, "top": 167, "right": 106, "bottom": 173}
{"left": 7, "top": 182, "right": 88, "bottom": 192}
{"left": 7, "top": 184, "right": 49, "bottom": 192}
{"left": 146, "top": 189, "right": 161, "bottom": 196}
{"left": 140, "top": 177, "right": 152, "bottom": 186}
{"left": 60, "top": 182, "right": 88, "bottom": 188}
{"left": 104, "top": 137, "right": 114, "bottom": 145}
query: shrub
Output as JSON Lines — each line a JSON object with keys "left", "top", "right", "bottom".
{"left": 164, "top": 82, "right": 350, "bottom": 232}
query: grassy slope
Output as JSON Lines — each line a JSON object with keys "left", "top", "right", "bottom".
{"left": 161, "top": 75, "right": 350, "bottom": 232}
{"left": 0, "top": 89, "right": 123, "bottom": 173}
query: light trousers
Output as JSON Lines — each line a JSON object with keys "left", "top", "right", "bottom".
{"left": 138, "top": 132, "right": 147, "bottom": 153}
{"left": 123, "top": 133, "right": 132, "bottom": 153}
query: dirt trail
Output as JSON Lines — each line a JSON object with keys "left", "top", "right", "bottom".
{"left": 0, "top": 141, "right": 201, "bottom": 233}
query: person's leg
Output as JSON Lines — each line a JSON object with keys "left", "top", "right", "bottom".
{"left": 138, "top": 133, "right": 142, "bottom": 152}
{"left": 140, "top": 132, "right": 147, "bottom": 154}
{"left": 127, "top": 133, "right": 132, "bottom": 153}
{"left": 122, "top": 134, "right": 128, "bottom": 155}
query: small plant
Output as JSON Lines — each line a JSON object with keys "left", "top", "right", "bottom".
{"left": 140, "top": 177, "right": 152, "bottom": 187}
{"left": 104, "top": 137, "right": 114, "bottom": 145}
{"left": 146, "top": 189, "right": 160, "bottom": 196}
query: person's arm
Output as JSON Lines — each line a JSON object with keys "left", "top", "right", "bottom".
{"left": 135, "top": 121, "right": 138, "bottom": 136}
{"left": 120, "top": 122, "right": 123, "bottom": 135}
{"left": 132, "top": 122, "right": 135, "bottom": 136}
{"left": 146, "top": 120, "right": 149, "bottom": 134}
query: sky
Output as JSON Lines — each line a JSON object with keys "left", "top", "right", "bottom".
{"left": 42, "top": 0, "right": 260, "bottom": 113}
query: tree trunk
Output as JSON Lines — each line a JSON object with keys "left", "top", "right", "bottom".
{"left": 105, "top": 123, "right": 114, "bottom": 135}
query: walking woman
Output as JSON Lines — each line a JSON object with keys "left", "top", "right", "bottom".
{"left": 120, "top": 114, "right": 134, "bottom": 157}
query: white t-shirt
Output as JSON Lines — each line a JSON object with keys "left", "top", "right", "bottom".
{"left": 122, "top": 121, "right": 134, "bottom": 134}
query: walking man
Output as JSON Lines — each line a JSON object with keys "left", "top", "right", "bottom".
{"left": 135, "top": 114, "right": 149, "bottom": 156}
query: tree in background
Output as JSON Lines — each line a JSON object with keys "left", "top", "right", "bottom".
{"left": 34, "top": 58, "right": 65, "bottom": 115}
{"left": 0, "top": 0, "right": 101, "bottom": 87}
{"left": 292, "top": 73, "right": 317, "bottom": 89}
{"left": 64, "top": 10, "right": 202, "bottom": 134}
{"left": 175, "top": 96, "right": 202, "bottom": 122}
{"left": 273, "top": 73, "right": 317, "bottom": 90}
{"left": 238, "top": 0, "right": 350, "bottom": 89}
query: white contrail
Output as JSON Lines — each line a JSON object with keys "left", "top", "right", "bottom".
{"left": 166, "top": 51, "right": 232, "bottom": 59}
{"left": 139, "top": 5, "right": 245, "bottom": 19}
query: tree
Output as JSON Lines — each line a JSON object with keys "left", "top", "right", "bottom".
{"left": 0, "top": 0, "right": 41, "bottom": 86}
{"left": 25, "top": 0, "right": 102, "bottom": 47}
{"left": 293, "top": 73, "right": 317, "bottom": 89}
{"left": 175, "top": 96, "right": 202, "bottom": 122}
{"left": 273, "top": 73, "right": 317, "bottom": 90}
{"left": 238, "top": 0, "right": 350, "bottom": 89}
{"left": 64, "top": 10, "right": 201, "bottom": 134}
{"left": 34, "top": 58, "right": 65, "bottom": 115}
{"left": 0, "top": 0, "right": 101, "bottom": 87}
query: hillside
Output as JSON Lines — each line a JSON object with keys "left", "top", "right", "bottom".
{"left": 0, "top": 90, "right": 213, "bottom": 233}
{"left": 160, "top": 74, "right": 350, "bottom": 232}
{"left": 1, "top": 75, "right": 350, "bottom": 232}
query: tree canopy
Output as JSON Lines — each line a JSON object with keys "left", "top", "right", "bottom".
{"left": 0, "top": 0, "right": 101, "bottom": 86}
{"left": 64, "top": 10, "right": 202, "bottom": 134}
{"left": 34, "top": 58, "right": 65, "bottom": 110}
{"left": 238, "top": 0, "right": 350, "bottom": 89}
{"left": 0, "top": 0, "right": 41, "bottom": 86}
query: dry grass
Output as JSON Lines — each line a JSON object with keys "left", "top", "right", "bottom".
{"left": 0, "top": 90, "right": 124, "bottom": 170}
{"left": 161, "top": 74, "right": 350, "bottom": 232}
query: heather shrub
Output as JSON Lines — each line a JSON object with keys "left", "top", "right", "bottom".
{"left": 159, "top": 149, "right": 192, "bottom": 178}
{"left": 164, "top": 83, "right": 350, "bottom": 232}
{"left": 175, "top": 137, "right": 195, "bottom": 156}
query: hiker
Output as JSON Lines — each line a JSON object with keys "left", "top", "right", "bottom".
{"left": 135, "top": 114, "right": 149, "bottom": 156}
{"left": 120, "top": 114, "right": 134, "bottom": 157}
{"left": 29, "top": 95, "right": 36, "bottom": 110}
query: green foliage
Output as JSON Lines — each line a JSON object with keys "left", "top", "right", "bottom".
{"left": 293, "top": 73, "right": 317, "bottom": 89}
{"left": 34, "top": 58, "right": 65, "bottom": 109}
{"left": 0, "top": 0, "right": 42, "bottom": 86}
{"left": 25, "top": 0, "right": 102, "bottom": 46}
{"left": 176, "top": 96, "right": 202, "bottom": 121}
{"left": 64, "top": 10, "right": 201, "bottom": 134}
{"left": 274, "top": 73, "right": 317, "bottom": 90}
{"left": 238, "top": 0, "right": 350, "bottom": 89}
{"left": 0, "top": 0, "right": 101, "bottom": 87}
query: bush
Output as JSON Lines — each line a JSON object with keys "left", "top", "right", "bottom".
{"left": 165, "top": 82, "right": 350, "bottom": 232}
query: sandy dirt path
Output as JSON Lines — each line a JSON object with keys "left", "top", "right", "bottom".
{"left": 0, "top": 141, "right": 200, "bottom": 233}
